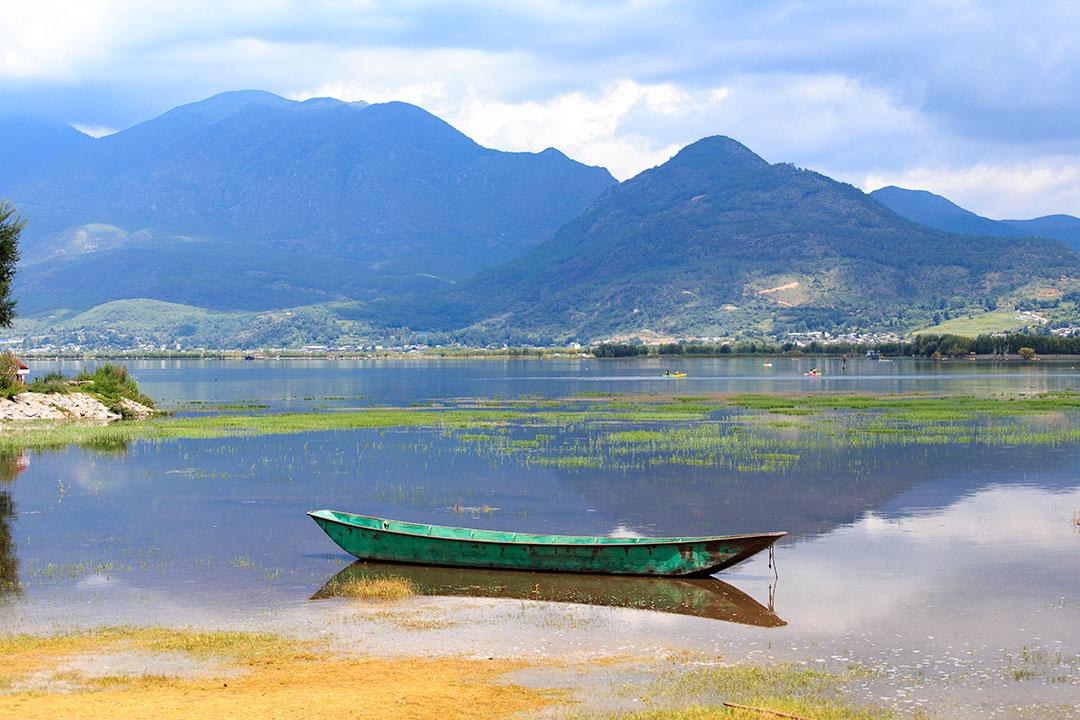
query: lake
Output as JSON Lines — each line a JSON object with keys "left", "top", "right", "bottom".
{"left": 2, "top": 357, "right": 1078, "bottom": 718}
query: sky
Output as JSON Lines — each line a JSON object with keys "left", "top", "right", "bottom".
{"left": 3, "top": 0, "right": 1080, "bottom": 218}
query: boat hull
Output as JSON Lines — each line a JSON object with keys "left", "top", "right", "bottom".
{"left": 308, "top": 510, "right": 784, "bottom": 577}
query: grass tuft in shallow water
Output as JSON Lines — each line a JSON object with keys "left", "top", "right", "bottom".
{"left": 324, "top": 573, "right": 416, "bottom": 601}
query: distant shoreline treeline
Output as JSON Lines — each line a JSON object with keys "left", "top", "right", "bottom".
{"left": 592, "top": 333, "right": 1080, "bottom": 358}
{"left": 14, "top": 333, "right": 1080, "bottom": 361}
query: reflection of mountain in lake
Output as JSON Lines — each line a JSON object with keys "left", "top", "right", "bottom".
{"left": 313, "top": 561, "right": 785, "bottom": 627}
{"left": 559, "top": 442, "right": 1080, "bottom": 540}
{"left": 0, "top": 451, "right": 28, "bottom": 595}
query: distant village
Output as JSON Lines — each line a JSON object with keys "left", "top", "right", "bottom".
{"left": 1, "top": 306, "right": 1078, "bottom": 358}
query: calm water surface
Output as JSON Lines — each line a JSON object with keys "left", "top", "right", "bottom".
{"left": 2, "top": 358, "right": 1078, "bottom": 717}
{"left": 21, "top": 355, "right": 1080, "bottom": 408}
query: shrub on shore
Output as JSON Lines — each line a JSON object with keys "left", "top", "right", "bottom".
{"left": 75, "top": 364, "right": 154, "bottom": 409}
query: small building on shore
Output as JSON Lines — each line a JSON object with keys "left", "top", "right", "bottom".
{"left": 14, "top": 358, "right": 28, "bottom": 385}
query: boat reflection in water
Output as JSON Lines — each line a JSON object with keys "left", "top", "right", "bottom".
{"left": 313, "top": 561, "right": 785, "bottom": 628}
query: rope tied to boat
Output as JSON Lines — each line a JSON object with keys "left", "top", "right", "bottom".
{"left": 767, "top": 543, "right": 778, "bottom": 612}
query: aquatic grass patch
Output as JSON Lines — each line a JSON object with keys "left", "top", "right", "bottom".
{"left": 458, "top": 433, "right": 498, "bottom": 442}
{"left": 369, "top": 610, "right": 458, "bottom": 631}
{"left": 323, "top": 573, "right": 417, "bottom": 602}
{"left": 5, "top": 392, "right": 1080, "bottom": 469}
{"left": 161, "top": 407, "right": 530, "bottom": 435}
{"left": 1000, "top": 645, "right": 1080, "bottom": 685}
{"left": 595, "top": 662, "right": 891, "bottom": 720}
{"left": 118, "top": 627, "right": 299, "bottom": 662}
{"left": 0, "top": 407, "right": 531, "bottom": 453}
{"left": 533, "top": 455, "right": 604, "bottom": 468}
{"left": 194, "top": 403, "right": 271, "bottom": 412}
{"left": 727, "top": 392, "right": 1080, "bottom": 420}
{"left": 582, "top": 701, "right": 887, "bottom": 719}
{"left": 442, "top": 397, "right": 1080, "bottom": 474}
{"left": 0, "top": 422, "right": 150, "bottom": 454}
{"left": 34, "top": 561, "right": 119, "bottom": 580}
{"left": 608, "top": 430, "right": 666, "bottom": 443}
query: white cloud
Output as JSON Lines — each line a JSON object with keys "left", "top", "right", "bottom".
{"left": 6, "top": 1, "right": 1080, "bottom": 217}
{"left": 1, "top": 1, "right": 116, "bottom": 79}
{"left": 70, "top": 123, "right": 118, "bottom": 138}
{"left": 290, "top": 80, "right": 448, "bottom": 108}
{"left": 444, "top": 80, "right": 693, "bottom": 178}
{"left": 430, "top": 75, "right": 930, "bottom": 181}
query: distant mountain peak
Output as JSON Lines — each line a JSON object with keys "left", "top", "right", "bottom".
{"left": 871, "top": 185, "right": 981, "bottom": 219}
{"left": 167, "top": 89, "right": 291, "bottom": 119}
{"left": 872, "top": 185, "right": 1080, "bottom": 250}
{"left": 297, "top": 96, "right": 349, "bottom": 109}
{"left": 670, "top": 135, "right": 770, "bottom": 170}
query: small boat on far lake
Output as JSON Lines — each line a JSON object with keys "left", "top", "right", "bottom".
{"left": 308, "top": 510, "right": 784, "bottom": 577}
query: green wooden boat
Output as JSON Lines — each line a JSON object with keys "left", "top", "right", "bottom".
{"left": 308, "top": 510, "right": 785, "bottom": 577}
{"left": 313, "top": 561, "right": 786, "bottom": 626}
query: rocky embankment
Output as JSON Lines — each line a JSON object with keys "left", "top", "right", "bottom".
{"left": 0, "top": 392, "right": 154, "bottom": 422}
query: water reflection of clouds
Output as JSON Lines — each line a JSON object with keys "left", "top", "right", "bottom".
{"left": 860, "top": 485, "right": 1080, "bottom": 547}
{"left": 777, "top": 484, "right": 1080, "bottom": 637}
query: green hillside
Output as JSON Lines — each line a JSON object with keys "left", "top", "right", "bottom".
{"left": 14, "top": 299, "right": 379, "bottom": 349}
{"left": 370, "top": 136, "right": 1080, "bottom": 342}
{"left": 915, "top": 309, "right": 1027, "bottom": 336}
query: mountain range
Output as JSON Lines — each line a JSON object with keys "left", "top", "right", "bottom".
{"left": 369, "top": 137, "right": 1079, "bottom": 342}
{"left": 3, "top": 91, "right": 1080, "bottom": 348}
{"left": 870, "top": 186, "right": 1080, "bottom": 251}
{"left": 2, "top": 90, "right": 614, "bottom": 315}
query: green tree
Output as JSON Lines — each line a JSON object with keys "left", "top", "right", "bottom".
{"left": 0, "top": 351, "right": 19, "bottom": 390}
{"left": 1018, "top": 346, "right": 1037, "bottom": 361}
{"left": 0, "top": 201, "right": 24, "bottom": 328}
